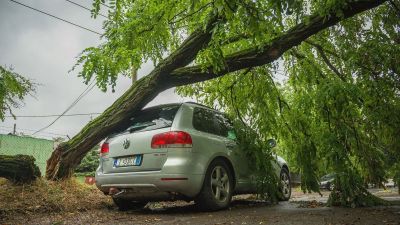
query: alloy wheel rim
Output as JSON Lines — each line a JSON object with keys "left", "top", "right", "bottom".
{"left": 281, "top": 172, "right": 291, "bottom": 198}
{"left": 211, "top": 166, "right": 230, "bottom": 202}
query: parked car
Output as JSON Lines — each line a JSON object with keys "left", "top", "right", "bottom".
{"left": 95, "top": 102, "right": 291, "bottom": 211}
{"left": 320, "top": 173, "right": 335, "bottom": 191}
{"left": 384, "top": 179, "right": 397, "bottom": 188}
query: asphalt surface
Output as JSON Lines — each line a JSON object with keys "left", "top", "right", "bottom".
{"left": 3, "top": 188, "right": 400, "bottom": 225}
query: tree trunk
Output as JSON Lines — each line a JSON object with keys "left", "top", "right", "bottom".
{"left": 46, "top": 0, "right": 387, "bottom": 180}
{"left": 0, "top": 154, "right": 41, "bottom": 184}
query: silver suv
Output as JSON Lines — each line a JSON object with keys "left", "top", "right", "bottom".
{"left": 95, "top": 102, "right": 291, "bottom": 211}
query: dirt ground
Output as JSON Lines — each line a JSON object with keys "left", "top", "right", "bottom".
{"left": 2, "top": 189, "right": 400, "bottom": 225}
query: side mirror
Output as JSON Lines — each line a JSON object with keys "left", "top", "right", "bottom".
{"left": 267, "top": 139, "right": 276, "bottom": 148}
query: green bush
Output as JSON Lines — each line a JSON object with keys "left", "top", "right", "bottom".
{"left": 74, "top": 148, "right": 98, "bottom": 177}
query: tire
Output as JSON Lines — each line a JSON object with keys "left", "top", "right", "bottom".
{"left": 278, "top": 168, "right": 291, "bottom": 201}
{"left": 328, "top": 182, "right": 335, "bottom": 191}
{"left": 112, "top": 197, "right": 148, "bottom": 211}
{"left": 195, "top": 159, "right": 233, "bottom": 211}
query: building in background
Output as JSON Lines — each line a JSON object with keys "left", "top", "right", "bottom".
{"left": 0, "top": 134, "right": 55, "bottom": 175}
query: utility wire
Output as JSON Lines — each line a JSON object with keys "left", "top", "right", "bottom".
{"left": 4, "top": 112, "right": 101, "bottom": 118}
{"left": 66, "top": 0, "right": 107, "bottom": 18}
{"left": 101, "top": 3, "right": 111, "bottom": 9}
{"left": 0, "top": 125, "right": 67, "bottom": 137}
{"left": 33, "top": 81, "right": 96, "bottom": 135}
{"left": 9, "top": 0, "right": 103, "bottom": 35}
{"left": 95, "top": 0, "right": 112, "bottom": 9}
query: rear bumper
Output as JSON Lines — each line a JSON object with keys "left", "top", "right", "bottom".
{"left": 95, "top": 171, "right": 204, "bottom": 199}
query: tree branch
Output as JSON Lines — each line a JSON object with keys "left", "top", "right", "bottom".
{"left": 304, "top": 40, "right": 340, "bottom": 58}
{"left": 168, "top": 0, "right": 387, "bottom": 86}
{"left": 306, "top": 41, "right": 347, "bottom": 82}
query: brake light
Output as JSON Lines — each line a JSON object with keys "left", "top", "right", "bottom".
{"left": 100, "top": 142, "right": 109, "bottom": 156}
{"left": 151, "top": 131, "right": 193, "bottom": 148}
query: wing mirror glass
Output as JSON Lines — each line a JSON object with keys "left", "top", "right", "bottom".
{"left": 267, "top": 139, "right": 276, "bottom": 148}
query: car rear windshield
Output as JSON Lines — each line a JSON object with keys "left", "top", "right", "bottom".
{"left": 321, "top": 174, "right": 335, "bottom": 181}
{"left": 126, "top": 105, "right": 180, "bottom": 133}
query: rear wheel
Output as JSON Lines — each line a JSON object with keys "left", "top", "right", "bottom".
{"left": 279, "top": 168, "right": 291, "bottom": 201}
{"left": 195, "top": 159, "right": 233, "bottom": 211}
{"left": 112, "top": 197, "right": 148, "bottom": 211}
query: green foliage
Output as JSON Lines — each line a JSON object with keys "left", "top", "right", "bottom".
{"left": 177, "top": 1, "right": 399, "bottom": 206}
{"left": 0, "top": 66, "right": 34, "bottom": 121}
{"left": 233, "top": 121, "right": 281, "bottom": 202}
{"left": 74, "top": 148, "right": 99, "bottom": 177}
{"left": 327, "top": 169, "right": 388, "bottom": 207}
{"left": 73, "top": 0, "right": 362, "bottom": 91}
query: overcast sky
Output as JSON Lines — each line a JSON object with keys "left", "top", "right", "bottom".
{"left": 0, "top": 0, "right": 192, "bottom": 140}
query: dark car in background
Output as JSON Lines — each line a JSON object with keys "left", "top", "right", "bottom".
{"left": 320, "top": 173, "right": 335, "bottom": 191}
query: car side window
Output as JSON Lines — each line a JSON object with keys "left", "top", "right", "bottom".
{"left": 192, "top": 107, "right": 220, "bottom": 135}
{"left": 215, "top": 113, "right": 237, "bottom": 140}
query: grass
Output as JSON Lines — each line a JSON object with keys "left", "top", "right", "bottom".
{"left": 0, "top": 177, "right": 112, "bottom": 220}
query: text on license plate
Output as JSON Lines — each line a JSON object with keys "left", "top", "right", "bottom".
{"left": 114, "top": 155, "right": 142, "bottom": 167}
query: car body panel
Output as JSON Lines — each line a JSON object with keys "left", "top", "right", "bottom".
{"left": 319, "top": 173, "right": 335, "bottom": 190}
{"left": 102, "top": 127, "right": 171, "bottom": 174}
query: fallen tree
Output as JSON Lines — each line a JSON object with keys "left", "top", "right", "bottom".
{"left": 0, "top": 154, "right": 41, "bottom": 184}
{"left": 46, "top": 0, "right": 387, "bottom": 180}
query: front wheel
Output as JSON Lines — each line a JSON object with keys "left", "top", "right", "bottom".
{"left": 195, "top": 159, "right": 233, "bottom": 211}
{"left": 328, "top": 182, "right": 335, "bottom": 191}
{"left": 278, "top": 168, "right": 291, "bottom": 201}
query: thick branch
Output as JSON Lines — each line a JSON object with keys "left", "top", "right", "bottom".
{"left": 46, "top": 13, "right": 220, "bottom": 180}
{"left": 168, "top": 0, "right": 387, "bottom": 86}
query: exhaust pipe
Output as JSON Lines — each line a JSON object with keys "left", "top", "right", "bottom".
{"left": 109, "top": 187, "right": 126, "bottom": 196}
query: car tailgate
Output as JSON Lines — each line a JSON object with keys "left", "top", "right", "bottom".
{"left": 101, "top": 127, "right": 170, "bottom": 174}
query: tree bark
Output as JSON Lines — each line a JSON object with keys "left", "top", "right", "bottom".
{"left": 46, "top": 0, "right": 387, "bottom": 180}
{"left": 0, "top": 154, "right": 41, "bottom": 184}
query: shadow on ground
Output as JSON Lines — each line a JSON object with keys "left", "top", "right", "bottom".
{"left": 124, "top": 199, "right": 275, "bottom": 215}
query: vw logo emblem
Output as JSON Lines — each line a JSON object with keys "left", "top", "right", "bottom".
{"left": 123, "top": 139, "right": 130, "bottom": 149}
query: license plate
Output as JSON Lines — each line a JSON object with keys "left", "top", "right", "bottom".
{"left": 114, "top": 155, "right": 142, "bottom": 167}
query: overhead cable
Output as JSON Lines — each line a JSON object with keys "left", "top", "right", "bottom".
{"left": 32, "top": 81, "right": 96, "bottom": 135}
{"left": 9, "top": 0, "right": 103, "bottom": 35}
{"left": 5, "top": 112, "right": 101, "bottom": 118}
{"left": 65, "top": 0, "right": 107, "bottom": 18}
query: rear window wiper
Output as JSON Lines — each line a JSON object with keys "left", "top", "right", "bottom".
{"left": 128, "top": 122, "right": 156, "bottom": 133}
{"left": 153, "top": 118, "right": 173, "bottom": 126}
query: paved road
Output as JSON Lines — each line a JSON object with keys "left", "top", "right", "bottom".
{"left": 290, "top": 188, "right": 400, "bottom": 203}
{"left": 4, "top": 188, "right": 400, "bottom": 225}
{"left": 7, "top": 196, "right": 400, "bottom": 225}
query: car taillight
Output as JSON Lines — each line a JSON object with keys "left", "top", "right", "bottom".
{"left": 151, "top": 131, "right": 193, "bottom": 148}
{"left": 100, "top": 142, "right": 109, "bottom": 156}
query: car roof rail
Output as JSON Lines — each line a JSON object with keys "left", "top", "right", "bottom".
{"left": 184, "top": 101, "right": 214, "bottom": 110}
